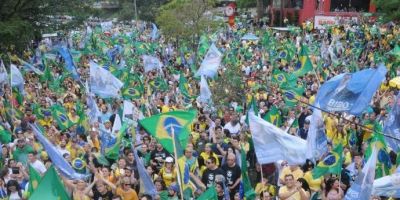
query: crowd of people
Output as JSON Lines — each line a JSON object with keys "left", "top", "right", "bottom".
{"left": 0, "top": 15, "right": 399, "bottom": 200}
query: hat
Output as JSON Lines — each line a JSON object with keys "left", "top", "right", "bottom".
{"left": 165, "top": 157, "right": 174, "bottom": 163}
{"left": 168, "top": 184, "right": 180, "bottom": 193}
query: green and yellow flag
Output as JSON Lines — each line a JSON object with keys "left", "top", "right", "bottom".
{"left": 29, "top": 165, "right": 70, "bottom": 200}
{"left": 365, "top": 133, "right": 393, "bottom": 178}
{"left": 281, "top": 86, "right": 305, "bottom": 107}
{"left": 293, "top": 45, "right": 313, "bottom": 77}
{"left": 139, "top": 110, "right": 197, "bottom": 154}
{"left": 27, "top": 165, "right": 41, "bottom": 197}
{"left": 179, "top": 72, "right": 195, "bottom": 99}
{"left": 272, "top": 69, "right": 297, "bottom": 88}
{"left": 50, "top": 104, "right": 74, "bottom": 131}
{"left": 312, "top": 144, "right": 344, "bottom": 179}
{"left": 105, "top": 123, "right": 129, "bottom": 160}
{"left": 263, "top": 106, "right": 282, "bottom": 127}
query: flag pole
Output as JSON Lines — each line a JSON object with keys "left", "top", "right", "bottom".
{"left": 171, "top": 127, "right": 185, "bottom": 200}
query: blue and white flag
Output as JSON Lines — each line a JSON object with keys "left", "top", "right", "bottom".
{"left": 58, "top": 46, "right": 80, "bottom": 80}
{"left": 372, "top": 173, "right": 400, "bottom": 198}
{"left": 0, "top": 60, "right": 8, "bottom": 84}
{"left": 89, "top": 61, "right": 123, "bottom": 98}
{"left": 30, "top": 124, "right": 88, "bottom": 180}
{"left": 383, "top": 93, "right": 400, "bottom": 152}
{"left": 195, "top": 43, "right": 222, "bottom": 78}
{"left": 315, "top": 64, "right": 387, "bottom": 116}
{"left": 18, "top": 58, "right": 43, "bottom": 75}
{"left": 86, "top": 93, "right": 100, "bottom": 124}
{"left": 150, "top": 23, "right": 159, "bottom": 41}
{"left": 142, "top": 55, "right": 163, "bottom": 73}
{"left": 10, "top": 64, "right": 24, "bottom": 87}
{"left": 249, "top": 110, "right": 307, "bottom": 165}
{"left": 133, "top": 147, "right": 157, "bottom": 197}
{"left": 198, "top": 75, "right": 212, "bottom": 104}
{"left": 107, "top": 45, "right": 122, "bottom": 64}
{"left": 345, "top": 145, "right": 378, "bottom": 200}
{"left": 306, "top": 104, "right": 328, "bottom": 161}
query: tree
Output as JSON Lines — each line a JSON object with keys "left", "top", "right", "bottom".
{"left": 156, "top": 0, "right": 221, "bottom": 47}
{"left": 373, "top": 0, "right": 400, "bottom": 22}
{"left": 0, "top": 0, "right": 93, "bottom": 54}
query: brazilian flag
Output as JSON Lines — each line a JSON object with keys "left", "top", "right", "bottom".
{"left": 105, "top": 123, "right": 129, "bottom": 160}
{"left": 50, "top": 104, "right": 74, "bottom": 131}
{"left": 293, "top": 45, "right": 313, "bottom": 77}
{"left": 27, "top": 165, "right": 41, "bottom": 198}
{"left": 197, "top": 185, "right": 217, "bottom": 200}
{"left": 312, "top": 144, "right": 344, "bottom": 179}
{"left": 39, "top": 56, "right": 52, "bottom": 83}
{"left": 29, "top": 165, "right": 69, "bottom": 200}
{"left": 122, "top": 86, "right": 142, "bottom": 100}
{"left": 179, "top": 72, "right": 196, "bottom": 99}
{"left": 365, "top": 133, "right": 393, "bottom": 178}
{"left": 150, "top": 76, "right": 169, "bottom": 92}
{"left": 281, "top": 86, "right": 305, "bottom": 107}
{"left": 263, "top": 106, "right": 282, "bottom": 127}
{"left": 139, "top": 110, "right": 197, "bottom": 155}
{"left": 272, "top": 69, "right": 296, "bottom": 88}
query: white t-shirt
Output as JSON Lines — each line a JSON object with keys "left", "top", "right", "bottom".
{"left": 30, "top": 160, "right": 47, "bottom": 174}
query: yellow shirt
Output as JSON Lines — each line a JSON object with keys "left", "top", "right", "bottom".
{"left": 159, "top": 167, "right": 177, "bottom": 187}
{"left": 116, "top": 187, "right": 139, "bottom": 200}
{"left": 303, "top": 171, "right": 323, "bottom": 192}
{"left": 279, "top": 167, "right": 304, "bottom": 182}
{"left": 279, "top": 186, "right": 301, "bottom": 200}
{"left": 324, "top": 116, "right": 338, "bottom": 141}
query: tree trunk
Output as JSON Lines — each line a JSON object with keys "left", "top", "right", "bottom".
{"left": 256, "top": 0, "right": 264, "bottom": 20}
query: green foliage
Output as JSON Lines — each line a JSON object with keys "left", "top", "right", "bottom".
{"left": 237, "top": 0, "right": 257, "bottom": 8}
{"left": 156, "top": 0, "right": 221, "bottom": 46}
{"left": 374, "top": 0, "right": 400, "bottom": 22}
{"left": 0, "top": 0, "right": 93, "bottom": 53}
{"left": 211, "top": 62, "right": 245, "bottom": 105}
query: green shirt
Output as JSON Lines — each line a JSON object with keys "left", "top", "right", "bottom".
{"left": 13, "top": 145, "right": 34, "bottom": 165}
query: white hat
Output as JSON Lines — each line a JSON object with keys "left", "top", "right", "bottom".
{"left": 165, "top": 157, "right": 174, "bottom": 163}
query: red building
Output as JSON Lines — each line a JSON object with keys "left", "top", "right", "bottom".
{"left": 268, "top": 0, "right": 376, "bottom": 27}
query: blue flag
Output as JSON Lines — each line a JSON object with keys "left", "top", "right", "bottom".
{"left": 86, "top": 93, "right": 100, "bottom": 124}
{"left": 383, "top": 93, "right": 400, "bottom": 152}
{"left": 133, "top": 147, "right": 157, "bottom": 197}
{"left": 345, "top": 145, "right": 378, "bottom": 200}
{"left": 316, "top": 64, "right": 387, "bottom": 116}
{"left": 30, "top": 124, "right": 88, "bottom": 180}
{"left": 18, "top": 58, "right": 43, "bottom": 75}
{"left": 58, "top": 46, "right": 80, "bottom": 80}
{"left": 89, "top": 61, "right": 123, "bottom": 98}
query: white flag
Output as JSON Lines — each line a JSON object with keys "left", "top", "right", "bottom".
{"left": 372, "top": 173, "right": 400, "bottom": 198}
{"left": 306, "top": 105, "right": 328, "bottom": 160}
{"left": 89, "top": 61, "right": 123, "bottom": 98}
{"left": 111, "top": 114, "right": 122, "bottom": 136}
{"left": 10, "top": 64, "right": 24, "bottom": 87}
{"left": 142, "top": 55, "right": 163, "bottom": 72}
{"left": 195, "top": 43, "right": 222, "bottom": 78}
{"left": 198, "top": 75, "right": 212, "bottom": 103}
{"left": 249, "top": 111, "right": 307, "bottom": 165}
{"left": 0, "top": 60, "right": 8, "bottom": 84}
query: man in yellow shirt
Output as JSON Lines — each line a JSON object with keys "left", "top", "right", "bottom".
{"left": 279, "top": 165, "right": 304, "bottom": 186}
{"left": 278, "top": 174, "right": 301, "bottom": 200}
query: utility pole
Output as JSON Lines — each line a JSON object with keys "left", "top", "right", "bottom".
{"left": 134, "top": 0, "right": 138, "bottom": 21}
